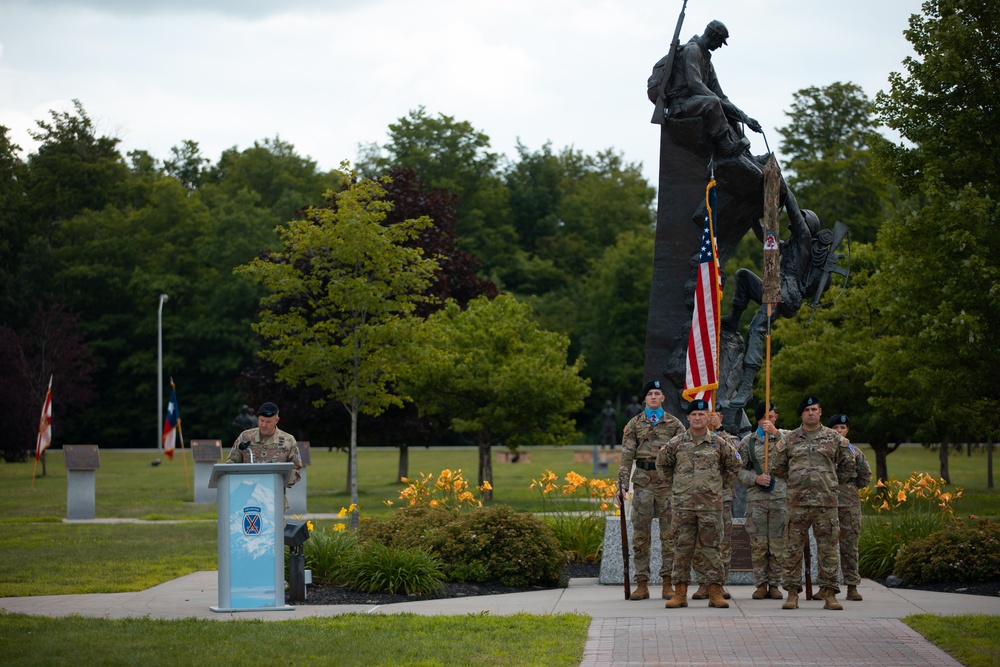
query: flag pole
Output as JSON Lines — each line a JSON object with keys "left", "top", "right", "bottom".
{"left": 761, "top": 153, "right": 782, "bottom": 474}
{"left": 31, "top": 374, "right": 54, "bottom": 489}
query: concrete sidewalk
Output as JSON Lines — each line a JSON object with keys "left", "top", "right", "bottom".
{"left": 3, "top": 576, "right": 998, "bottom": 666}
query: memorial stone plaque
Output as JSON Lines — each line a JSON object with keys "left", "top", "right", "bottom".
{"left": 191, "top": 439, "right": 222, "bottom": 462}
{"left": 729, "top": 521, "right": 753, "bottom": 572}
{"left": 297, "top": 441, "right": 311, "bottom": 466}
{"left": 63, "top": 445, "right": 100, "bottom": 470}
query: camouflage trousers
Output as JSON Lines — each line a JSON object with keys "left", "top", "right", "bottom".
{"left": 630, "top": 470, "right": 673, "bottom": 582}
{"left": 746, "top": 498, "right": 786, "bottom": 587}
{"left": 671, "top": 508, "right": 723, "bottom": 585}
{"left": 782, "top": 504, "right": 840, "bottom": 593}
{"left": 838, "top": 504, "right": 862, "bottom": 586}
{"left": 693, "top": 499, "right": 732, "bottom": 580}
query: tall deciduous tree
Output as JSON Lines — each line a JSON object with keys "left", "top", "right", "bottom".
{"left": 235, "top": 170, "right": 439, "bottom": 523}
{"left": 872, "top": 0, "right": 1000, "bottom": 480}
{"left": 778, "top": 82, "right": 894, "bottom": 243}
{"left": 401, "top": 294, "right": 590, "bottom": 500}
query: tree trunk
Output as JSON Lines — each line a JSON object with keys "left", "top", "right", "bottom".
{"left": 349, "top": 407, "right": 359, "bottom": 528}
{"left": 987, "top": 441, "right": 994, "bottom": 489}
{"left": 397, "top": 442, "right": 409, "bottom": 483}
{"left": 938, "top": 440, "right": 950, "bottom": 485}
{"left": 873, "top": 443, "right": 889, "bottom": 489}
{"left": 478, "top": 436, "right": 493, "bottom": 502}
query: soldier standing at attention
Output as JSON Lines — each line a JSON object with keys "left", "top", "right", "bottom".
{"left": 828, "top": 413, "right": 871, "bottom": 602}
{"left": 737, "top": 401, "right": 787, "bottom": 600}
{"left": 618, "top": 379, "right": 686, "bottom": 600}
{"left": 771, "top": 396, "right": 855, "bottom": 610}
{"left": 658, "top": 399, "right": 742, "bottom": 609}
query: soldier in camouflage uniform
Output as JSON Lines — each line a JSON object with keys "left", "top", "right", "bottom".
{"left": 771, "top": 395, "right": 855, "bottom": 610}
{"left": 618, "top": 379, "right": 686, "bottom": 600}
{"left": 737, "top": 401, "right": 787, "bottom": 600}
{"left": 658, "top": 399, "right": 743, "bottom": 609}
{"left": 690, "top": 411, "right": 740, "bottom": 600}
{"left": 227, "top": 402, "right": 302, "bottom": 509}
{"left": 828, "top": 413, "right": 871, "bottom": 602}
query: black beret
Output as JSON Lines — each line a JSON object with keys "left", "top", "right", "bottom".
{"left": 755, "top": 401, "right": 775, "bottom": 421}
{"left": 797, "top": 395, "right": 820, "bottom": 415}
{"left": 685, "top": 399, "right": 710, "bottom": 414}
{"left": 827, "top": 413, "right": 849, "bottom": 428}
{"left": 641, "top": 379, "right": 663, "bottom": 398}
{"left": 256, "top": 402, "right": 279, "bottom": 417}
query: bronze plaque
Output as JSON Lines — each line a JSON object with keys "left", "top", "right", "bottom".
{"left": 191, "top": 439, "right": 222, "bottom": 462}
{"left": 297, "top": 441, "right": 311, "bottom": 466}
{"left": 729, "top": 521, "right": 753, "bottom": 572}
{"left": 63, "top": 445, "right": 100, "bottom": 470}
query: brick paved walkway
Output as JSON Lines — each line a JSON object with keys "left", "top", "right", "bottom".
{"left": 580, "top": 617, "right": 962, "bottom": 666}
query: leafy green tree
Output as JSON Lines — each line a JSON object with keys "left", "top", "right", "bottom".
{"left": 871, "top": 0, "right": 1000, "bottom": 481}
{"left": 235, "top": 170, "right": 439, "bottom": 523}
{"left": 778, "top": 82, "right": 894, "bottom": 243}
{"left": 401, "top": 295, "right": 591, "bottom": 500}
{"left": 164, "top": 140, "right": 209, "bottom": 192}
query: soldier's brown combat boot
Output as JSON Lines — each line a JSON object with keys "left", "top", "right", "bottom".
{"left": 752, "top": 583, "right": 768, "bottom": 599}
{"left": 665, "top": 582, "right": 688, "bottom": 608}
{"left": 822, "top": 587, "right": 843, "bottom": 610}
{"left": 708, "top": 583, "right": 730, "bottom": 608}
{"left": 691, "top": 583, "right": 710, "bottom": 600}
{"left": 781, "top": 591, "right": 799, "bottom": 609}
{"left": 768, "top": 585, "right": 784, "bottom": 599}
{"left": 630, "top": 581, "right": 649, "bottom": 600}
{"left": 813, "top": 587, "right": 829, "bottom": 600}
{"left": 846, "top": 585, "right": 863, "bottom": 601}
{"left": 722, "top": 587, "right": 732, "bottom": 599}
{"left": 662, "top": 577, "right": 674, "bottom": 599}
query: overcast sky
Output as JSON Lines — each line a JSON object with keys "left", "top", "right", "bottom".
{"left": 0, "top": 0, "right": 924, "bottom": 186}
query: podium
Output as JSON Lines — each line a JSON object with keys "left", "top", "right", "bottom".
{"left": 208, "top": 463, "right": 295, "bottom": 612}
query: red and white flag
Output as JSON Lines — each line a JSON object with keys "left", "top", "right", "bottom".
{"left": 35, "top": 375, "right": 53, "bottom": 461}
{"left": 682, "top": 180, "right": 722, "bottom": 403}
{"left": 162, "top": 385, "right": 180, "bottom": 461}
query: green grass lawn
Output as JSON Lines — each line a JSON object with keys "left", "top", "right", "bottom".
{"left": 903, "top": 614, "right": 1000, "bottom": 667}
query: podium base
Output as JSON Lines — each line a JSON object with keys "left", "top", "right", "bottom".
{"left": 210, "top": 605, "right": 294, "bottom": 613}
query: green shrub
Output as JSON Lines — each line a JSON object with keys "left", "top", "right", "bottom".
{"left": 437, "top": 506, "right": 565, "bottom": 587}
{"left": 358, "top": 506, "right": 455, "bottom": 552}
{"left": 544, "top": 514, "right": 605, "bottom": 563}
{"left": 343, "top": 541, "right": 445, "bottom": 596}
{"left": 894, "top": 519, "right": 1000, "bottom": 585}
{"left": 304, "top": 527, "right": 358, "bottom": 585}
{"left": 858, "top": 512, "right": 946, "bottom": 579}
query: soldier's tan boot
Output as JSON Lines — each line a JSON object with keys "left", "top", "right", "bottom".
{"left": 752, "top": 583, "right": 768, "bottom": 599}
{"left": 781, "top": 591, "right": 799, "bottom": 609}
{"left": 768, "top": 585, "right": 784, "bottom": 599}
{"left": 662, "top": 577, "right": 674, "bottom": 599}
{"left": 665, "top": 582, "right": 688, "bottom": 608}
{"left": 846, "top": 585, "right": 863, "bottom": 601}
{"left": 630, "top": 581, "right": 649, "bottom": 600}
{"left": 813, "top": 587, "right": 829, "bottom": 600}
{"left": 691, "top": 583, "right": 710, "bottom": 600}
{"left": 708, "top": 583, "right": 730, "bottom": 608}
{"left": 822, "top": 587, "right": 843, "bottom": 610}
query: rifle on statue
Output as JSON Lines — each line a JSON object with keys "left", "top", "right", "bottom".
{"left": 648, "top": 0, "right": 688, "bottom": 124}
{"left": 618, "top": 488, "right": 631, "bottom": 599}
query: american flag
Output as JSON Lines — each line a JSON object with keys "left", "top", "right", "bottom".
{"left": 682, "top": 179, "right": 722, "bottom": 402}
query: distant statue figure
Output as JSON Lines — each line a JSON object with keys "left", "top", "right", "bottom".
{"left": 600, "top": 400, "right": 618, "bottom": 449}
{"left": 653, "top": 19, "right": 764, "bottom": 157}
{"left": 720, "top": 207, "right": 849, "bottom": 406}
{"left": 233, "top": 404, "right": 257, "bottom": 434}
{"left": 624, "top": 396, "right": 643, "bottom": 423}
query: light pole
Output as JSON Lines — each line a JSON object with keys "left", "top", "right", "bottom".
{"left": 158, "top": 293, "right": 168, "bottom": 450}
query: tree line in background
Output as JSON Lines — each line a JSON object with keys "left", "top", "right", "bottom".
{"left": 1, "top": 0, "right": 996, "bottom": 488}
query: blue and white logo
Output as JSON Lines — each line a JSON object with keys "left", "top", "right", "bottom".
{"left": 243, "top": 506, "right": 262, "bottom": 535}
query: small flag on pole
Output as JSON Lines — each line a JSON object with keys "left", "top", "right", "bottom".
{"left": 682, "top": 179, "right": 723, "bottom": 402}
{"left": 35, "top": 375, "right": 53, "bottom": 461}
{"left": 162, "top": 384, "right": 180, "bottom": 461}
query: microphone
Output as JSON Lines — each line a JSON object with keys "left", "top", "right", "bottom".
{"left": 237, "top": 439, "right": 254, "bottom": 463}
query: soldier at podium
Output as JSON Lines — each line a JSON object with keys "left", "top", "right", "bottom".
{"left": 227, "top": 402, "right": 302, "bottom": 506}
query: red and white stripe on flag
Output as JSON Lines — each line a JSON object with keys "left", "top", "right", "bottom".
{"left": 162, "top": 386, "right": 180, "bottom": 461}
{"left": 35, "top": 375, "right": 53, "bottom": 461}
{"left": 682, "top": 181, "right": 722, "bottom": 402}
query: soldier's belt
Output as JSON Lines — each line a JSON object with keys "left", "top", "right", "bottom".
{"left": 635, "top": 460, "right": 657, "bottom": 471}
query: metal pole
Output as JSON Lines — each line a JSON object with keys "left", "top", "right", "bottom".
{"left": 158, "top": 294, "right": 168, "bottom": 450}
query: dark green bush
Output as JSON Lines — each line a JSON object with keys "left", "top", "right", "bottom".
{"left": 343, "top": 541, "right": 445, "bottom": 596}
{"left": 361, "top": 505, "right": 565, "bottom": 587}
{"left": 303, "top": 527, "right": 358, "bottom": 585}
{"left": 858, "top": 512, "right": 947, "bottom": 579}
{"left": 893, "top": 519, "right": 1000, "bottom": 585}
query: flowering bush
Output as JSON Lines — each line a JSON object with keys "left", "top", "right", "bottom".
{"left": 858, "top": 472, "right": 963, "bottom": 579}
{"left": 530, "top": 469, "right": 621, "bottom": 563}
{"left": 387, "top": 469, "right": 491, "bottom": 511}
